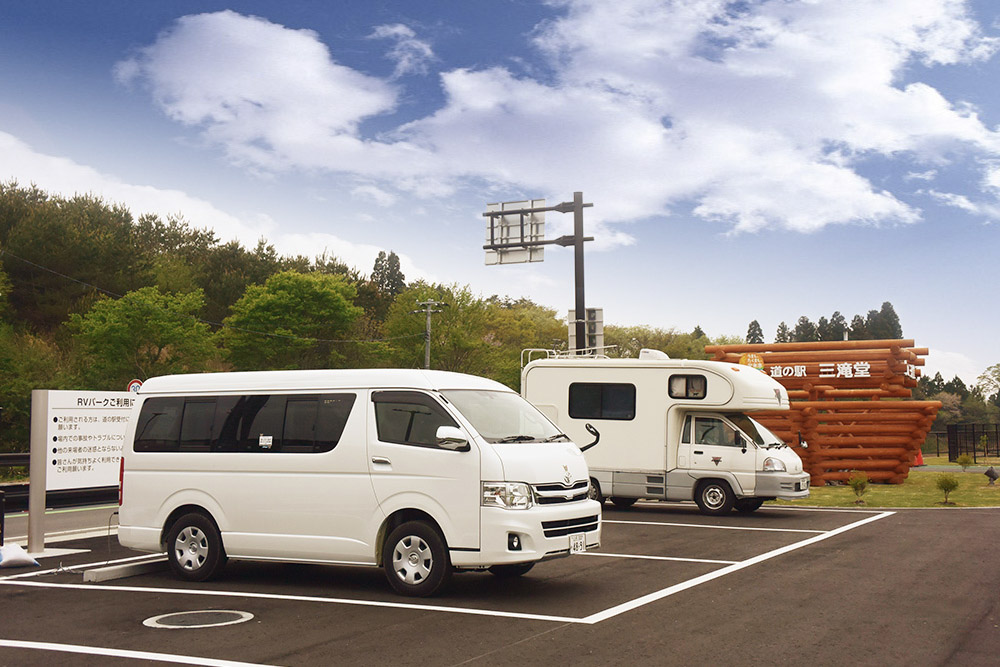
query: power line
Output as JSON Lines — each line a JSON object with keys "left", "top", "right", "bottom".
{"left": 0, "top": 249, "right": 423, "bottom": 345}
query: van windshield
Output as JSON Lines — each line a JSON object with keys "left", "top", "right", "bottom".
{"left": 441, "top": 390, "right": 565, "bottom": 443}
{"left": 723, "top": 413, "right": 784, "bottom": 447}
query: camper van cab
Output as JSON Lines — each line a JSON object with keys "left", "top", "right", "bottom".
{"left": 118, "top": 369, "right": 600, "bottom": 597}
{"left": 521, "top": 350, "right": 810, "bottom": 515}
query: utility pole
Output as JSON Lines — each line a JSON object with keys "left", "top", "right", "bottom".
{"left": 411, "top": 299, "right": 447, "bottom": 369}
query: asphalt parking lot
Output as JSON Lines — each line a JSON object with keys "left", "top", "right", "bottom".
{"left": 3, "top": 502, "right": 999, "bottom": 665}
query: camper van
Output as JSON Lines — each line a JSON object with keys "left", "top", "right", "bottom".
{"left": 521, "top": 350, "right": 810, "bottom": 515}
{"left": 118, "top": 369, "right": 600, "bottom": 597}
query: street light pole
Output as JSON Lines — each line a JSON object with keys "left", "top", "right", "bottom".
{"left": 411, "top": 299, "right": 447, "bottom": 369}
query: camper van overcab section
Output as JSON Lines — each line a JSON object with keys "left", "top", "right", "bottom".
{"left": 521, "top": 350, "right": 810, "bottom": 515}
{"left": 118, "top": 369, "right": 601, "bottom": 596}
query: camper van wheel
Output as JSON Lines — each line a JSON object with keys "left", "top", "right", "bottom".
{"left": 488, "top": 562, "right": 535, "bottom": 577}
{"left": 166, "top": 513, "right": 226, "bottom": 582}
{"left": 610, "top": 497, "right": 637, "bottom": 509}
{"left": 734, "top": 498, "right": 765, "bottom": 513}
{"left": 694, "top": 480, "right": 735, "bottom": 515}
{"left": 588, "top": 478, "right": 604, "bottom": 504}
{"left": 384, "top": 521, "right": 452, "bottom": 597}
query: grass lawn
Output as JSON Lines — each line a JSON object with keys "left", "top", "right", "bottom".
{"left": 772, "top": 469, "right": 1000, "bottom": 508}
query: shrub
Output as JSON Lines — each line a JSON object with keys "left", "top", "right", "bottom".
{"left": 847, "top": 471, "right": 869, "bottom": 504}
{"left": 936, "top": 474, "right": 959, "bottom": 504}
{"left": 956, "top": 454, "right": 974, "bottom": 472}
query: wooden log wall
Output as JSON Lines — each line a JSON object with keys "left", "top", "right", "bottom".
{"left": 703, "top": 339, "right": 941, "bottom": 485}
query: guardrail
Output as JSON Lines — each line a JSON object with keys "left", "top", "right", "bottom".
{"left": 0, "top": 453, "right": 30, "bottom": 468}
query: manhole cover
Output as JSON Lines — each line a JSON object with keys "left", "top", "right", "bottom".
{"left": 143, "top": 610, "right": 254, "bottom": 629}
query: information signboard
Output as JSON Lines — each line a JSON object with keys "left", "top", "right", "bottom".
{"left": 43, "top": 390, "right": 135, "bottom": 491}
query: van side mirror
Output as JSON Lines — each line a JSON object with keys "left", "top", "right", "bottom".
{"left": 436, "top": 425, "right": 470, "bottom": 451}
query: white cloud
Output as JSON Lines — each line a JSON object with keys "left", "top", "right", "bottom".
{"left": 369, "top": 23, "right": 435, "bottom": 77}
{"left": 115, "top": 2, "right": 1000, "bottom": 238}
{"left": 924, "top": 347, "right": 981, "bottom": 386}
{"left": 0, "top": 131, "right": 433, "bottom": 280}
{"left": 927, "top": 189, "right": 1000, "bottom": 219}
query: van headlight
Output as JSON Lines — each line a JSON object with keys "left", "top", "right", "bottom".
{"left": 482, "top": 482, "right": 534, "bottom": 510}
{"left": 763, "top": 457, "right": 786, "bottom": 472}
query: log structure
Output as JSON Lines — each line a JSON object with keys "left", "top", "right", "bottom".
{"left": 703, "top": 339, "right": 941, "bottom": 485}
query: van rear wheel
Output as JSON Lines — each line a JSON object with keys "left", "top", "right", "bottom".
{"left": 166, "top": 513, "right": 226, "bottom": 582}
{"left": 383, "top": 521, "right": 451, "bottom": 597}
{"left": 694, "top": 480, "right": 735, "bottom": 515}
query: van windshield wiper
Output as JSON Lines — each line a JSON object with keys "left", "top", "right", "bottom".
{"left": 496, "top": 435, "right": 537, "bottom": 443}
{"left": 543, "top": 433, "right": 571, "bottom": 442}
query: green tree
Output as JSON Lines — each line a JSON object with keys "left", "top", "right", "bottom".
{"left": 746, "top": 320, "right": 764, "bottom": 344}
{"left": 866, "top": 301, "right": 903, "bottom": 340}
{"left": 604, "top": 325, "right": 711, "bottom": 360}
{"left": 792, "top": 316, "right": 818, "bottom": 342}
{"left": 849, "top": 314, "right": 868, "bottom": 340}
{"left": 68, "top": 287, "right": 217, "bottom": 389}
{"left": 829, "top": 311, "right": 848, "bottom": 341}
{"left": 221, "top": 271, "right": 363, "bottom": 370}
{"left": 356, "top": 250, "right": 407, "bottom": 323}
{"left": 816, "top": 316, "right": 831, "bottom": 341}
{"left": 936, "top": 473, "right": 959, "bottom": 504}
{"left": 775, "top": 321, "right": 791, "bottom": 343}
{"left": 976, "top": 363, "right": 1000, "bottom": 405}
{"left": 943, "top": 375, "right": 970, "bottom": 401}
{"left": 0, "top": 323, "right": 67, "bottom": 452}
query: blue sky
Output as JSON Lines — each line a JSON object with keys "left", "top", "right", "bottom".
{"left": 2, "top": 1, "right": 1000, "bottom": 385}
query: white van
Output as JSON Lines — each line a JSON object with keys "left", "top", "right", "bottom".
{"left": 118, "top": 369, "right": 600, "bottom": 596}
{"left": 521, "top": 350, "right": 810, "bottom": 515}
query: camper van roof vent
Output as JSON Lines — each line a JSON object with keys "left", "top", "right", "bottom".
{"left": 638, "top": 348, "right": 670, "bottom": 360}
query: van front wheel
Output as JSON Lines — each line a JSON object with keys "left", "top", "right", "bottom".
{"left": 384, "top": 521, "right": 451, "bottom": 597}
{"left": 694, "top": 480, "right": 735, "bottom": 515}
{"left": 166, "top": 513, "right": 226, "bottom": 582}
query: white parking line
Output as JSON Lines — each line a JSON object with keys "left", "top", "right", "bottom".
{"left": 0, "top": 639, "right": 277, "bottom": 667}
{"left": 0, "top": 509, "right": 894, "bottom": 626}
{"left": 580, "top": 552, "right": 738, "bottom": 565}
{"left": 604, "top": 519, "right": 826, "bottom": 534}
{"left": 0, "top": 579, "right": 588, "bottom": 625}
{"left": 0, "top": 553, "right": 164, "bottom": 581}
{"left": 580, "top": 511, "right": 894, "bottom": 624}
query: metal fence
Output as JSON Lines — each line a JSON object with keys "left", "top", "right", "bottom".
{"left": 947, "top": 424, "right": 1000, "bottom": 462}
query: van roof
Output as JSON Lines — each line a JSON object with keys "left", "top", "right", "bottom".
{"left": 138, "top": 369, "right": 512, "bottom": 395}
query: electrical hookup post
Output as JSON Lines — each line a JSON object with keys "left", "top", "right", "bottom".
{"left": 27, "top": 389, "right": 135, "bottom": 554}
{"left": 482, "top": 192, "right": 596, "bottom": 353}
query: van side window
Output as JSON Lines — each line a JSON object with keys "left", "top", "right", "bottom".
{"left": 373, "top": 391, "right": 458, "bottom": 448}
{"left": 133, "top": 393, "right": 357, "bottom": 454}
{"left": 134, "top": 397, "right": 183, "bottom": 451}
{"left": 568, "top": 383, "right": 636, "bottom": 420}
{"left": 283, "top": 394, "right": 357, "bottom": 453}
{"left": 180, "top": 399, "right": 216, "bottom": 452}
{"left": 669, "top": 375, "right": 707, "bottom": 399}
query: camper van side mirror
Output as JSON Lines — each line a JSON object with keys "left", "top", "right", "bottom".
{"left": 436, "top": 426, "right": 470, "bottom": 451}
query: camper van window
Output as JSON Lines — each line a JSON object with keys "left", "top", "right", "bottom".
{"left": 682, "top": 414, "right": 692, "bottom": 443}
{"left": 568, "top": 383, "right": 636, "bottom": 420}
{"left": 669, "top": 375, "right": 707, "bottom": 399}
{"left": 373, "top": 391, "right": 459, "bottom": 448}
{"left": 694, "top": 416, "right": 740, "bottom": 447}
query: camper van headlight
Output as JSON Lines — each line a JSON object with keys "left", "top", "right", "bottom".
{"left": 763, "top": 457, "right": 787, "bottom": 472}
{"left": 482, "top": 482, "right": 534, "bottom": 510}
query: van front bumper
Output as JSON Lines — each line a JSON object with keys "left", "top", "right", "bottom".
{"left": 452, "top": 499, "right": 602, "bottom": 568}
{"left": 754, "top": 471, "right": 811, "bottom": 500}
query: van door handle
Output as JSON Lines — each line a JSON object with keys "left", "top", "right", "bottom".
{"left": 693, "top": 450, "right": 703, "bottom": 455}
{"left": 371, "top": 456, "right": 391, "bottom": 465}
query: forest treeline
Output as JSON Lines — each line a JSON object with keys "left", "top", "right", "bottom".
{"left": 1, "top": 184, "right": 996, "bottom": 453}
{"left": 0, "top": 183, "right": 738, "bottom": 452}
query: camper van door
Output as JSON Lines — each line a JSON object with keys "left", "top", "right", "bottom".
{"left": 683, "top": 413, "right": 756, "bottom": 493}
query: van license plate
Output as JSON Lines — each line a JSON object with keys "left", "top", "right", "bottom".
{"left": 569, "top": 532, "right": 586, "bottom": 554}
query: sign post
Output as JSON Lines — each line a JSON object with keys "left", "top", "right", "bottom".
{"left": 483, "top": 192, "right": 594, "bottom": 352}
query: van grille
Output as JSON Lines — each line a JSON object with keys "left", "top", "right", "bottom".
{"left": 541, "top": 515, "right": 600, "bottom": 537}
{"left": 532, "top": 480, "right": 590, "bottom": 504}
